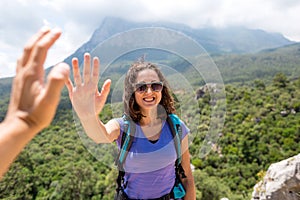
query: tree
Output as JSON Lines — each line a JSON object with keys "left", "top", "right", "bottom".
{"left": 273, "top": 73, "right": 289, "bottom": 88}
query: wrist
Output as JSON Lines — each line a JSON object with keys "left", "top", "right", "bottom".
{"left": 3, "top": 112, "right": 43, "bottom": 135}
{"left": 78, "top": 113, "right": 99, "bottom": 123}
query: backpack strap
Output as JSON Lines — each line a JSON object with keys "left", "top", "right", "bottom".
{"left": 167, "top": 114, "right": 186, "bottom": 179}
{"left": 115, "top": 114, "right": 136, "bottom": 190}
{"left": 117, "top": 114, "right": 136, "bottom": 170}
{"left": 167, "top": 114, "right": 182, "bottom": 166}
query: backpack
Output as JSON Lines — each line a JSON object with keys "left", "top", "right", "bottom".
{"left": 115, "top": 113, "right": 186, "bottom": 199}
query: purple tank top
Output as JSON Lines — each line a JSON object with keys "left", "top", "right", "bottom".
{"left": 115, "top": 118, "right": 189, "bottom": 199}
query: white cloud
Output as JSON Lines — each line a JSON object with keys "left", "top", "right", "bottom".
{"left": 1, "top": 0, "right": 300, "bottom": 78}
{"left": 0, "top": 54, "right": 17, "bottom": 78}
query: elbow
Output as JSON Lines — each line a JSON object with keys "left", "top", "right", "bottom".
{"left": 91, "top": 135, "right": 114, "bottom": 144}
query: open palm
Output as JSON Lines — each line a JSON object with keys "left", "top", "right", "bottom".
{"left": 66, "top": 53, "right": 111, "bottom": 119}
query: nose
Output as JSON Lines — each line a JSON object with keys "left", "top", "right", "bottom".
{"left": 146, "top": 86, "right": 153, "bottom": 94}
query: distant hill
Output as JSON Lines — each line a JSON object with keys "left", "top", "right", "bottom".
{"left": 213, "top": 42, "right": 300, "bottom": 83}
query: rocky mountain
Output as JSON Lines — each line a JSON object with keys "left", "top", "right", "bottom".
{"left": 1, "top": 17, "right": 297, "bottom": 96}
{"left": 62, "top": 17, "right": 294, "bottom": 66}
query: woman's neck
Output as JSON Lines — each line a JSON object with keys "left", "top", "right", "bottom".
{"left": 140, "top": 109, "right": 159, "bottom": 126}
{"left": 140, "top": 110, "right": 163, "bottom": 140}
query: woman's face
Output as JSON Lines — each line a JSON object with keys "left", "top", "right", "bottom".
{"left": 134, "top": 69, "right": 162, "bottom": 112}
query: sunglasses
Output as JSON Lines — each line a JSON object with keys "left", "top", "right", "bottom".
{"left": 135, "top": 82, "right": 163, "bottom": 93}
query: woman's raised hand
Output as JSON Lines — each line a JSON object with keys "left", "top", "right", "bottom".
{"left": 66, "top": 53, "right": 111, "bottom": 119}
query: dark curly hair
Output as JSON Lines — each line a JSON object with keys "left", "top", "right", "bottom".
{"left": 123, "top": 61, "right": 176, "bottom": 122}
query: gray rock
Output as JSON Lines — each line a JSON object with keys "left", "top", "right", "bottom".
{"left": 252, "top": 154, "right": 300, "bottom": 200}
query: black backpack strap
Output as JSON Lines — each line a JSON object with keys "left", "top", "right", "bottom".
{"left": 115, "top": 114, "right": 136, "bottom": 191}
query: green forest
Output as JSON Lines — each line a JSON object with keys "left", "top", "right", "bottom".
{"left": 0, "top": 43, "right": 300, "bottom": 200}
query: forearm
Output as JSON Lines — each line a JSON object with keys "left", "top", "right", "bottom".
{"left": 182, "top": 174, "right": 196, "bottom": 200}
{"left": 79, "top": 115, "right": 114, "bottom": 143}
{"left": 181, "top": 136, "right": 196, "bottom": 199}
{"left": 0, "top": 119, "right": 39, "bottom": 178}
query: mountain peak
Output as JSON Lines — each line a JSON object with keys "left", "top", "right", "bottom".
{"left": 63, "top": 17, "right": 294, "bottom": 65}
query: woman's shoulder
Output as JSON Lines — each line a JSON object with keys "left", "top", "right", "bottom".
{"left": 168, "top": 114, "right": 188, "bottom": 128}
{"left": 114, "top": 117, "right": 123, "bottom": 125}
{"left": 168, "top": 114, "right": 190, "bottom": 137}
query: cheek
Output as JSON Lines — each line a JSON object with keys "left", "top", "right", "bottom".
{"left": 157, "top": 93, "right": 162, "bottom": 103}
{"left": 133, "top": 93, "right": 142, "bottom": 104}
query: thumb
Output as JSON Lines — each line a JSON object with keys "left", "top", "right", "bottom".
{"left": 44, "top": 62, "right": 70, "bottom": 104}
{"left": 98, "top": 79, "right": 111, "bottom": 107}
{"left": 100, "top": 79, "right": 111, "bottom": 98}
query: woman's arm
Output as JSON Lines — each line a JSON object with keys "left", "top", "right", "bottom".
{"left": 79, "top": 116, "right": 120, "bottom": 143}
{"left": 181, "top": 135, "right": 196, "bottom": 200}
{"left": 65, "top": 53, "right": 120, "bottom": 143}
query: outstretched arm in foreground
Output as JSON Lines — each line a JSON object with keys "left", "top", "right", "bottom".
{"left": 0, "top": 27, "right": 70, "bottom": 179}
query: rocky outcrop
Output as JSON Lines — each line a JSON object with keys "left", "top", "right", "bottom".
{"left": 195, "top": 83, "right": 219, "bottom": 100}
{"left": 252, "top": 153, "right": 300, "bottom": 200}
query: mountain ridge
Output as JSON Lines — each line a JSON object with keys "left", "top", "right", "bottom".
{"left": 63, "top": 17, "right": 294, "bottom": 66}
{"left": 0, "top": 17, "right": 297, "bottom": 87}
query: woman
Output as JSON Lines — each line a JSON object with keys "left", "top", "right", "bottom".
{"left": 66, "top": 53, "right": 195, "bottom": 199}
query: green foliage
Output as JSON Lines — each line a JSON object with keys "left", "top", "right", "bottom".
{"left": 200, "top": 76, "right": 300, "bottom": 198}
{"left": 213, "top": 44, "right": 300, "bottom": 85}
{"left": 273, "top": 73, "right": 289, "bottom": 88}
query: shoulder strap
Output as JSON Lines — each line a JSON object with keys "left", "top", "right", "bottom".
{"left": 115, "top": 114, "right": 135, "bottom": 191}
{"left": 116, "top": 114, "right": 136, "bottom": 171}
{"left": 167, "top": 114, "right": 182, "bottom": 166}
{"left": 167, "top": 114, "right": 186, "bottom": 179}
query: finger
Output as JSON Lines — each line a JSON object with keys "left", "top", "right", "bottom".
{"left": 65, "top": 78, "right": 74, "bottom": 100}
{"left": 17, "top": 26, "right": 51, "bottom": 72}
{"left": 83, "top": 53, "right": 91, "bottom": 83}
{"left": 43, "top": 62, "right": 70, "bottom": 105}
{"left": 99, "top": 79, "right": 111, "bottom": 102}
{"left": 28, "top": 28, "right": 62, "bottom": 77}
{"left": 72, "top": 57, "right": 82, "bottom": 87}
{"left": 91, "top": 57, "right": 100, "bottom": 85}
{"left": 37, "top": 63, "right": 69, "bottom": 127}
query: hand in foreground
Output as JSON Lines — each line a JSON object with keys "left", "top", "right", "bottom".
{"left": 66, "top": 53, "right": 111, "bottom": 119}
{"left": 0, "top": 27, "right": 70, "bottom": 178}
{"left": 5, "top": 27, "right": 70, "bottom": 131}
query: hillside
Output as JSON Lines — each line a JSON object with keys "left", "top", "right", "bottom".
{"left": 214, "top": 43, "right": 300, "bottom": 84}
{"left": 0, "top": 72, "right": 299, "bottom": 199}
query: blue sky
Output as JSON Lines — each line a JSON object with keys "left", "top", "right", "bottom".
{"left": 1, "top": 0, "right": 300, "bottom": 78}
